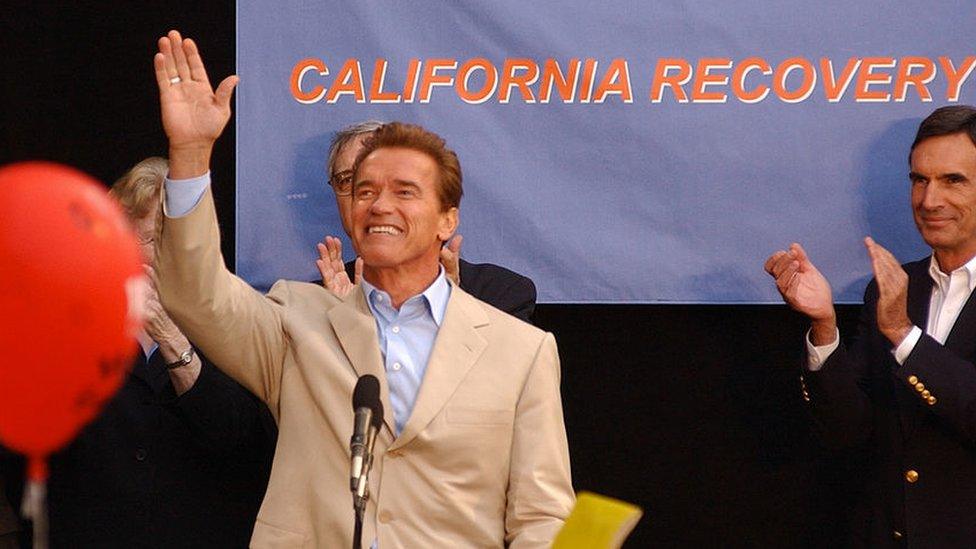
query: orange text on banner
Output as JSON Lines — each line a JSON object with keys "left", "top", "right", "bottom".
{"left": 290, "top": 56, "right": 974, "bottom": 105}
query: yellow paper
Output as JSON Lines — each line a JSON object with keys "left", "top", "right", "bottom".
{"left": 552, "top": 491, "right": 643, "bottom": 549}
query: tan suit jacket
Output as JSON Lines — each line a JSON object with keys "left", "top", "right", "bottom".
{"left": 156, "top": 188, "right": 574, "bottom": 548}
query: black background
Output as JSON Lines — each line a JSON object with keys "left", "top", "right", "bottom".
{"left": 1, "top": 2, "right": 872, "bottom": 546}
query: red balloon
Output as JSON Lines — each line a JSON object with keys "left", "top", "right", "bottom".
{"left": 0, "top": 161, "right": 143, "bottom": 479}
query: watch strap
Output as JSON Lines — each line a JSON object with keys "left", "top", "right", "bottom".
{"left": 165, "top": 347, "right": 195, "bottom": 370}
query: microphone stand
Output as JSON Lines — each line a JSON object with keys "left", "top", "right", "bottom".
{"left": 353, "top": 505, "right": 364, "bottom": 549}
{"left": 353, "top": 463, "right": 370, "bottom": 549}
{"left": 352, "top": 426, "right": 378, "bottom": 549}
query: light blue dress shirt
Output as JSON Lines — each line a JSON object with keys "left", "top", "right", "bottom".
{"left": 360, "top": 271, "right": 450, "bottom": 435}
{"left": 163, "top": 172, "right": 210, "bottom": 217}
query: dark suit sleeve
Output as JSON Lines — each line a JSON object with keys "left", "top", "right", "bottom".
{"left": 0, "top": 448, "right": 22, "bottom": 543}
{"left": 168, "top": 352, "right": 276, "bottom": 458}
{"left": 459, "top": 260, "right": 537, "bottom": 323}
{"left": 807, "top": 273, "right": 976, "bottom": 449}
{"left": 895, "top": 335, "right": 976, "bottom": 445}
{"left": 492, "top": 274, "right": 536, "bottom": 322}
{"left": 802, "top": 281, "right": 882, "bottom": 450}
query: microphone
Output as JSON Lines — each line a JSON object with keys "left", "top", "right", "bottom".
{"left": 355, "top": 397, "right": 384, "bottom": 505}
{"left": 350, "top": 375, "right": 381, "bottom": 492}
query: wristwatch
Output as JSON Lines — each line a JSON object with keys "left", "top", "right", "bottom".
{"left": 166, "top": 348, "right": 195, "bottom": 370}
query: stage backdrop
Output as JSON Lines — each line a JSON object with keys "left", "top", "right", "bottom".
{"left": 236, "top": 1, "right": 975, "bottom": 303}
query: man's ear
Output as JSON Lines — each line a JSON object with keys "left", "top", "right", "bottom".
{"left": 438, "top": 207, "right": 459, "bottom": 242}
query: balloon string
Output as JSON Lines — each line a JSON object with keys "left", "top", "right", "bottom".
{"left": 21, "top": 479, "right": 48, "bottom": 549}
{"left": 21, "top": 458, "right": 49, "bottom": 549}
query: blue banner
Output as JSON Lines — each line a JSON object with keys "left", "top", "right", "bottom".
{"left": 236, "top": 1, "right": 976, "bottom": 303}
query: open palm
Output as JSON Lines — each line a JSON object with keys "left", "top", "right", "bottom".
{"left": 154, "top": 30, "right": 237, "bottom": 149}
{"left": 317, "top": 236, "right": 362, "bottom": 299}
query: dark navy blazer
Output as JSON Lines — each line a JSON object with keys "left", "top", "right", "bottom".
{"left": 803, "top": 257, "right": 976, "bottom": 548}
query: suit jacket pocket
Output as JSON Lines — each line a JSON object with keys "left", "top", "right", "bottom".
{"left": 445, "top": 407, "right": 513, "bottom": 425}
{"left": 251, "top": 519, "right": 308, "bottom": 548}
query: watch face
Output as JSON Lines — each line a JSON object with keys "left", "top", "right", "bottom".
{"left": 168, "top": 349, "right": 193, "bottom": 369}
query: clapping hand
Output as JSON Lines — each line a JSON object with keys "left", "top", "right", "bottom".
{"left": 764, "top": 243, "right": 837, "bottom": 344}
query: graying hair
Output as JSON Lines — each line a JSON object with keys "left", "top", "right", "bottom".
{"left": 109, "top": 156, "right": 168, "bottom": 220}
{"left": 327, "top": 120, "right": 385, "bottom": 177}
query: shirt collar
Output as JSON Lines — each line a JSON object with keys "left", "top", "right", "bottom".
{"left": 360, "top": 266, "right": 451, "bottom": 326}
{"left": 928, "top": 253, "right": 976, "bottom": 292}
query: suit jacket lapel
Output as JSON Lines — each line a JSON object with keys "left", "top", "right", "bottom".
{"left": 129, "top": 349, "right": 152, "bottom": 384}
{"left": 129, "top": 346, "right": 172, "bottom": 396}
{"left": 906, "top": 259, "right": 932, "bottom": 330}
{"left": 328, "top": 287, "right": 397, "bottom": 439}
{"left": 389, "top": 286, "right": 489, "bottom": 451}
{"left": 944, "top": 279, "right": 976, "bottom": 359}
{"left": 905, "top": 255, "right": 976, "bottom": 357}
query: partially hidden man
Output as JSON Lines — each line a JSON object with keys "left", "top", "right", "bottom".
{"left": 151, "top": 31, "right": 574, "bottom": 547}
{"left": 6, "top": 158, "right": 276, "bottom": 548}
{"left": 765, "top": 105, "right": 976, "bottom": 547}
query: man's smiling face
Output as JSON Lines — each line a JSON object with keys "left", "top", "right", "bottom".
{"left": 351, "top": 146, "right": 457, "bottom": 275}
{"left": 911, "top": 132, "right": 976, "bottom": 269}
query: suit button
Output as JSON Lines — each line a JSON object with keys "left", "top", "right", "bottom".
{"left": 927, "top": 396, "right": 937, "bottom": 406}
{"left": 893, "top": 530, "right": 902, "bottom": 539}
{"left": 914, "top": 383, "right": 925, "bottom": 392}
{"left": 379, "top": 510, "right": 393, "bottom": 523}
{"left": 135, "top": 448, "right": 148, "bottom": 462}
{"left": 921, "top": 390, "right": 931, "bottom": 398}
{"left": 908, "top": 375, "right": 919, "bottom": 385}
{"left": 905, "top": 470, "right": 919, "bottom": 483}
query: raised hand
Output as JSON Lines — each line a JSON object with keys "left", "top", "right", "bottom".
{"left": 153, "top": 30, "right": 238, "bottom": 177}
{"left": 317, "top": 236, "right": 361, "bottom": 299}
{"left": 764, "top": 242, "right": 837, "bottom": 344}
{"left": 440, "top": 234, "right": 462, "bottom": 285}
{"left": 864, "top": 237, "right": 912, "bottom": 346}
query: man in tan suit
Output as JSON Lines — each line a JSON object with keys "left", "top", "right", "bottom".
{"left": 152, "top": 31, "right": 574, "bottom": 547}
